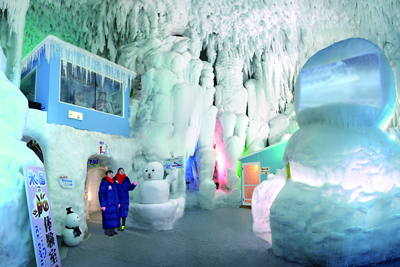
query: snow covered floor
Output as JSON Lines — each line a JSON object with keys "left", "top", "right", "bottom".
{"left": 60, "top": 208, "right": 400, "bottom": 267}
{"left": 61, "top": 208, "right": 301, "bottom": 267}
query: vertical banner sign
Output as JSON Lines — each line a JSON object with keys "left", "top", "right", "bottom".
{"left": 99, "top": 141, "right": 108, "bottom": 155}
{"left": 24, "top": 165, "right": 61, "bottom": 267}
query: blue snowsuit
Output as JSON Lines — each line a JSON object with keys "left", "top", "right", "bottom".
{"left": 116, "top": 176, "right": 136, "bottom": 218}
{"left": 98, "top": 177, "right": 121, "bottom": 229}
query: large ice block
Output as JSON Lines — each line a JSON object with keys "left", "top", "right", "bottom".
{"left": 295, "top": 38, "right": 395, "bottom": 128}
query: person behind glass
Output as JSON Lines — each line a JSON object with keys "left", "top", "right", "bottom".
{"left": 94, "top": 91, "right": 114, "bottom": 114}
{"left": 115, "top": 168, "right": 136, "bottom": 231}
{"left": 98, "top": 170, "right": 121, "bottom": 237}
{"left": 73, "top": 91, "right": 87, "bottom": 107}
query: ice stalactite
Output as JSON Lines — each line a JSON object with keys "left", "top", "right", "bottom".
{"left": 0, "top": 47, "right": 42, "bottom": 266}
{"left": 0, "top": 0, "right": 30, "bottom": 86}
{"left": 22, "top": 36, "right": 135, "bottom": 92}
{"left": 25, "top": 0, "right": 190, "bottom": 62}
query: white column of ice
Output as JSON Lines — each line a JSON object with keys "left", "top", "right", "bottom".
{"left": 0, "top": 0, "right": 30, "bottom": 87}
{"left": 244, "top": 79, "right": 270, "bottom": 152}
{"left": 194, "top": 61, "right": 218, "bottom": 209}
{"left": 214, "top": 51, "right": 248, "bottom": 191}
{"left": 0, "top": 62, "right": 42, "bottom": 266}
{"left": 120, "top": 35, "right": 217, "bottom": 223}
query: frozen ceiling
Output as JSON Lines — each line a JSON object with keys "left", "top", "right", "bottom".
{"left": 1, "top": 0, "right": 400, "bottom": 108}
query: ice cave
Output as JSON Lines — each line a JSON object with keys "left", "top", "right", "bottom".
{"left": 2, "top": 0, "right": 400, "bottom": 266}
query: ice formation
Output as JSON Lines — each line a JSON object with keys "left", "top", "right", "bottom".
{"left": 0, "top": 1, "right": 400, "bottom": 266}
{"left": 268, "top": 38, "right": 400, "bottom": 266}
{"left": 0, "top": 48, "right": 42, "bottom": 265}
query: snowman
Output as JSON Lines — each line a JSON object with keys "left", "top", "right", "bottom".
{"left": 62, "top": 207, "right": 82, "bottom": 247}
{"left": 139, "top": 162, "right": 178, "bottom": 204}
{"left": 268, "top": 38, "right": 400, "bottom": 266}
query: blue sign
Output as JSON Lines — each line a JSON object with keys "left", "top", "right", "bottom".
{"left": 88, "top": 158, "right": 100, "bottom": 168}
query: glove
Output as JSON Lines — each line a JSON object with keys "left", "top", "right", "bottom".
{"left": 118, "top": 204, "right": 121, "bottom": 208}
{"left": 101, "top": 207, "right": 106, "bottom": 211}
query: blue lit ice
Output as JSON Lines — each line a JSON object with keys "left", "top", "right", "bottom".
{"left": 267, "top": 38, "right": 400, "bottom": 266}
{"left": 295, "top": 38, "right": 396, "bottom": 129}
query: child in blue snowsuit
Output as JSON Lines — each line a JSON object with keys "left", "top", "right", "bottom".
{"left": 115, "top": 168, "right": 136, "bottom": 231}
{"left": 98, "top": 170, "right": 121, "bottom": 237}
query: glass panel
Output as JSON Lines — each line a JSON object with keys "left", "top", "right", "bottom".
{"left": 243, "top": 164, "right": 259, "bottom": 185}
{"left": 94, "top": 75, "right": 123, "bottom": 116}
{"left": 60, "top": 61, "right": 95, "bottom": 108}
{"left": 244, "top": 185, "right": 257, "bottom": 199}
{"left": 20, "top": 69, "right": 36, "bottom": 101}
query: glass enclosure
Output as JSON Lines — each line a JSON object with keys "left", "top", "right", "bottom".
{"left": 60, "top": 60, "right": 123, "bottom": 116}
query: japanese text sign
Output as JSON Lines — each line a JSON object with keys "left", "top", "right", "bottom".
{"left": 163, "top": 156, "right": 184, "bottom": 170}
{"left": 260, "top": 167, "right": 270, "bottom": 174}
{"left": 24, "top": 165, "right": 61, "bottom": 267}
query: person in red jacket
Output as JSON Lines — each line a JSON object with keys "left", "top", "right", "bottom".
{"left": 115, "top": 168, "right": 136, "bottom": 231}
{"left": 98, "top": 170, "right": 121, "bottom": 237}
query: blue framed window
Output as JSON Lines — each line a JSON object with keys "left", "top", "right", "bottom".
{"left": 60, "top": 60, "right": 123, "bottom": 116}
{"left": 21, "top": 68, "right": 37, "bottom": 102}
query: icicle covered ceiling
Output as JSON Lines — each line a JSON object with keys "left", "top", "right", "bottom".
{"left": 1, "top": 0, "right": 400, "bottom": 107}
{"left": 21, "top": 0, "right": 400, "bottom": 72}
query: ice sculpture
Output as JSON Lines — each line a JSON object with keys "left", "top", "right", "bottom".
{"left": 139, "top": 162, "right": 177, "bottom": 204}
{"left": 130, "top": 162, "right": 184, "bottom": 230}
{"left": 62, "top": 207, "right": 82, "bottom": 247}
{"left": 269, "top": 38, "right": 400, "bottom": 266}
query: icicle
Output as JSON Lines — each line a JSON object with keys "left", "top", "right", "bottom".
{"left": 22, "top": 35, "right": 136, "bottom": 92}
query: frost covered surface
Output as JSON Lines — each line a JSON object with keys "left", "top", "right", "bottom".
{"left": 119, "top": 35, "right": 242, "bottom": 209}
{"left": 252, "top": 170, "right": 286, "bottom": 234}
{"left": 23, "top": 109, "right": 139, "bottom": 236}
{"left": 1, "top": 0, "right": 400, "bottom": 266}
{"left": 268, "top": 37, "right": 400, "bottom": 266}
{"left": 286, "top": 124, "right": 400, "bottom": 192}
{"left": 271, "top": 181, "right": 400, "bottom": 266}
{"left": 0, "top": 50, "right": 42, "bottom": 266}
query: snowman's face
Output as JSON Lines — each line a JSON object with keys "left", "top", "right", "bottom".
{"left": 65, "top": 213, "right": 81, "bottom": 228}
{"left": 142, "top": 162, "right": 164, "bottom": 181}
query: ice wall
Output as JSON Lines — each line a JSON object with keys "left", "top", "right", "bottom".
{"left": 213, "top": 51, "right": 247, "bottom": 198}
{"left": 23, "top": 109, "right": 139, "bottom": 236}
{"left": 0, "top": 48, "right": 42, "bottom": 266}
{"left": 19, "top": 1, "right": 400, "bottom": 163}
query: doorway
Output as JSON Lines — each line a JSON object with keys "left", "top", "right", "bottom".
{"left": 241, "top": 162, "right": 260, "bottom": 206}
{"left": 85, "top": 164, "right": 106, "bottom": 221}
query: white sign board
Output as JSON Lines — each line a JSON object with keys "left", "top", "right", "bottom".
{"left": 24, "top": 165, "right": 61, "bottom": 267}
{"left": 163, "top": 156, "right": 184, "bottom": 170}
{"left": 59, "top": 175, "right": 75, "bottom": 189}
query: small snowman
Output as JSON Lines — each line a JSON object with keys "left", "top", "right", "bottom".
{"left": 139, "top": 162, "right": 178, "bottom": 204}
{"left": 62, "top": 207, "right": 82, "bottom": 247}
